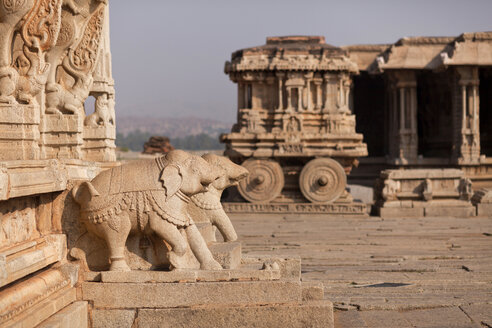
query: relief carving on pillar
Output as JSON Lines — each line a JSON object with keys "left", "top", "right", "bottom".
{"left": 46, "top": 2, "right": 105, "bottom": 115}
{"left": 0, "top": 0, "right": 114, "bottom": 161}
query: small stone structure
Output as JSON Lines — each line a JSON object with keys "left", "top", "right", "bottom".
{"left": 142, "top": 135, "right": 174, "bottom": 154}
{"left": 221, "top": 36, "right": 368, "bottom": 214}
{"left": 471, "top": 188, "right": 492, "bottom": 217}
{"left": 344, "top": 33, "right": 492, "bottom": 195}
{"left": 375, "top": 169, "right": 475, "bottom": 218}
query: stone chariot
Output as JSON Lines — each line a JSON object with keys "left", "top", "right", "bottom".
{"left": 221, "top": 36, "right": 368, "bottom": 209}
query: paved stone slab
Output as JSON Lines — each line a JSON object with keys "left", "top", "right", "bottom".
{"left": 37, "top": 301, "right": 88, "bottom": 328}
{"left": 460, "top": 304, "right": 492, "bottom": 327}
{"left": 137, "top": 300, "right": 334, "bottom": 328}
{"left": 230, "top": 213, "right": 492, "bottom": 318}
{"left": 83, "top": 280, "right": 301, "bottom": 308}
{"left": 359, "top": 310, "right": 412, "bottom": 327}
{"left": 335, "top": 310, "right": 367, "bottom": 328}
{"left": 399, "top": 307, "right": 480, "bottom": 328}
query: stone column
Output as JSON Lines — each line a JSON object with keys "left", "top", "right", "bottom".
{"left": 313, "top": 78, "right": 323, "bottom": 111}
{"left": 452, "top": 66, "right": 480, "bottom": 164}
{"left": 238, "top": 83, "right": 244, "bottom": 109}
{"left": 387, "top": 71, "right": 418, "bottom": 163}
{"left": 342, "top": 74, "right": 353, "bottom": 113}
{"left": 286, "top": 86, "right": 293, "bottom": 112}
{"left": 322, "top": 73, "right": 338, "bottom": 113}
{"left": 276, "top": 72, "right": 285, "bottom": 110}
{"left": 304, "top": 72, "right": 313, "bottom": 111}
{"left": 297, "top": 86, "right": 303, "bottom": 111}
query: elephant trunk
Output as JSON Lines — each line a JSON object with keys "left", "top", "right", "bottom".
{"left": 228, "top": 164, "right": 249, "bottom": 185}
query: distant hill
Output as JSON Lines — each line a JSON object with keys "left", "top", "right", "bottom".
{"left": 115, "top": 116, "right": 232, "bottom": 151}
{"left": 116, "top": 116, "right": 232, "bottom": 138}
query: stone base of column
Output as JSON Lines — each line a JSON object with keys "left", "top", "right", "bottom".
{"left": 0, "top": 104, "right": 40, "bottom": 160}
{"left": 39, "top": 114, "right": 84, "bottom": 160}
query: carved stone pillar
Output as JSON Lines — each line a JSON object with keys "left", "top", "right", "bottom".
{"left": 313, "top": 78, "right": 323, "bottom": 111}
{"left": 286, "top": 86, "right": 293, "bottom": 112}
{"left": 387, "top": 71, "right": 418, "bottom": 163}
{"left": 304, "top": 72, "right": 313, "bottom": 111}
{"left": 238, "top": 83, "right": 244, "bottom": 109}
{"left": 297, "top": 86, "right": 303, "bottom": 111}
{"left": 452, "top": 66, "right": 480, "bottom": 164}
{"left": 323, "top": 73, "right": 338, "bottom": 113}
{"left": 276, "top": 72, "right": 285, "bottom": 110}
{"left": 340, "top": 74, "right": 352, "bottom": 114}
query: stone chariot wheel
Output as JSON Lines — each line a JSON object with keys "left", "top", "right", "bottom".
{"left": 299, "top": 158, "right": 346, "bottom": 204}
{"left": 238, "top": 158, "right": 284, "bottom": 203}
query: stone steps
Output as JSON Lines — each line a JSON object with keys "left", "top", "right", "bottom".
{"left": 81, "top": 257, "right": 333, "bottom": 328}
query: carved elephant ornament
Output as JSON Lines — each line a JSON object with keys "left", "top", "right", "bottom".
{"left": 72, "top": 150, "right": 223, "bottom": 271}
{"left": 189, "top": 154, "right": 249, "bottom": 242}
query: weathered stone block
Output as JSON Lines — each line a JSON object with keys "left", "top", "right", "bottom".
{"left": 0, "top": 234, "right": 66, "bottom": 287}
{"left": 1, "top": 286, "right": 76, "bottom": 328}
{"left": 209, "top": 242, "right": 241, "bottom": 269}
{"left": 98, "top": 268, "right": 280, "bottom": 284}
{"left": 477, "top": 203, "right": 492, "bottom": 217}
{"left": 424, "top": 206, "right": 476, "bottom": 217}
{"left": 37, "top": 301, "right": 88, "bottom": 328}
{"left": 379, "top": 207, "right": 424, "bottom": 218}
{"left": 302, "top": 281, "right": 324, "bottom": 301}
{"left": 92, "top": 309, "right": 135, "bottom": 328}
{"left": 82, "top": 280, "right": 302, "bottom": 308}
{"left": 241, "top": 256, "right": 302, "bottom": 280}
{"left": 136, "top": 300, "right": 334, "bottom": 328}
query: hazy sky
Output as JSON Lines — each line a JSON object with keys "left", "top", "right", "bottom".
{"left": 109, "top": 0, "right": 492, "bottom": 122}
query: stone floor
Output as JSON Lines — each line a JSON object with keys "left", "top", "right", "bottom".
{"left": 228, "top": 213, "right": 492, "bottom": 328}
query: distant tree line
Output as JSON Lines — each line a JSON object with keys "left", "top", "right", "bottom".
{"left": 116, "top": 130, "right": 224, "bottom": 151}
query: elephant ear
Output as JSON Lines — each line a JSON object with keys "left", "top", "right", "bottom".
{"left": 159, "top": 164, "right": 183, "bottom": 200}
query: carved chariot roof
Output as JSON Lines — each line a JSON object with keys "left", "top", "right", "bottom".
{"left": 225, "top": 36, "right": 359, "bottom": 73}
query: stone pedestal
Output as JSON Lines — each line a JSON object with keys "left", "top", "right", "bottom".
{"left": 376, "top": 169, "right": 475, "bottom": 218}
{"left": 83, "top": 125, "right": 116, "bottom": 162}
{"left": 81, "top": 257, "right": 334, "bottom": 328}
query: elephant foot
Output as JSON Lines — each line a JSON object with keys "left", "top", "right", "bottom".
{"left": 200, "top": 259, "right": 222, "bottom": 270}
{"left": 45, "top": 107, "right": 63, "bottom": 115}
{"left": 109, "top": 258, "right": 131, "bottom": 271}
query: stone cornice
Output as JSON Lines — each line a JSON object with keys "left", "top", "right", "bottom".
{"left": 0, "top": 159, "right": 118, "bottom": 201}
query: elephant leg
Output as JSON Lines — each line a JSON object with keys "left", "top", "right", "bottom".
{"left": 186, "top": 224, "right": 222, "bottom": 270}
{"left": 149, "top": 214, "right": 187, "bottom": 256}
{"left": 104, "top": 212, "right": 131, "bottom": 271}
{"left": 211, "top": 210, "right": 238, "bottom": 242}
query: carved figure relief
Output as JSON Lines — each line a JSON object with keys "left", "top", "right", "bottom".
{"left": 84, "top": 93, "right": 113, "bottom": 126}
{"left": 46, "top": 2, "right": 105, "bottom": 115}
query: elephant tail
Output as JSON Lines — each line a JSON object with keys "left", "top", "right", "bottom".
{"left": 72, "top": 181, "right": 100, "bottom": 206}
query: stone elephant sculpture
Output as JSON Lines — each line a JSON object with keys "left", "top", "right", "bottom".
{"left": 188, "top": 154, "right": 249, "bottom": 242}
{"left": 72, "top": 150, "right": 223, "bottom": 271}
